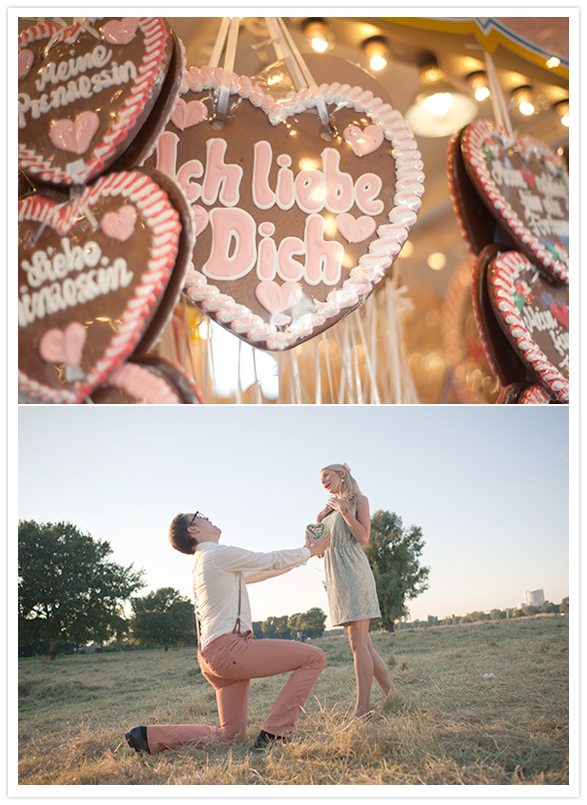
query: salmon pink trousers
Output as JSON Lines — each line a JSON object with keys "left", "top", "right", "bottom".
{"left": 146, "top": 631, "right": 327, "bottom": 753}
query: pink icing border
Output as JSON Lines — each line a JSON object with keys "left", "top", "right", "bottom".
{"left": 18, "top": 170, "right": 182, "bottom": 403}
{"left": 489, "top": 250, "right": 569, "bottom": 403}
{"left": 463, "top": 120, "right": 569, "bottom": 285}
{"left": 105, "top": 363, "right": 181, "bottom": 403}
{"left": 181, "top": 65, "right": 424, "bottom": 351}
{"left": 18, "top": 17, "right": 171, "bottom": 185}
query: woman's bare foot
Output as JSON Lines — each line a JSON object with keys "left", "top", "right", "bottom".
{"left": 349, "top": 707, "right": 374, "bottom": 720}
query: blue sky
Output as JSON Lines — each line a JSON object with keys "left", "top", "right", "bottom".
{"left": 17, "top": 404, "right": 571, "bottom": 629}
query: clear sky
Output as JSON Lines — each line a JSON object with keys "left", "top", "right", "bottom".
{"left": 17, "top": 404, "right": 571, "bottom": 629}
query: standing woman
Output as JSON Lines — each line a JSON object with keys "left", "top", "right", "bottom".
{"left": 317, "top": 463, "right": 397, "bottom": 718}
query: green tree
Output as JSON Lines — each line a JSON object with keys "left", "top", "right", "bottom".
{"left": 18, "top": 520, "right": 144, "bottom": 660}
{"left": 560, "top": 597, "right": 569, "bottom": 614}
{"left": 288, "top": 607, "right": 327, "bottom": 639}
{"left": 131, "top": 587, "right": 196, "bottom": 650}
{"left": 364, "top": 510, "right": 430, "bottom": 632}
{"left": 262, "top": 614, "right": 291, "bottom": 639}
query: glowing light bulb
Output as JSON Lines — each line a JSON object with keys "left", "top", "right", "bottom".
{"left": 423, "top": 92, "right": 454, "bottom": 116}
{"left": 311, "top": 36, "right": 328, "bottom": 53}
{"left": 370, "top": 54, "right": 387, "bottom": 71}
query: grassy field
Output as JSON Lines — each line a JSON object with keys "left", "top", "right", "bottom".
{"left": 17, "top": 615, "right": 570, "bottom": 787}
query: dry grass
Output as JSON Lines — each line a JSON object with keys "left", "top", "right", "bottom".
{"left": 18, "top": 615, "right": 569, "bottom": 786}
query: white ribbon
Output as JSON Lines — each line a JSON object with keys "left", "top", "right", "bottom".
{"left": 484, "top": 49, "right": 512, "bottom": 133}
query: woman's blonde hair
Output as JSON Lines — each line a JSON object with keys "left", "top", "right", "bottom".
{"left": 322, "top": 463, "right": 362, "bottom": 505}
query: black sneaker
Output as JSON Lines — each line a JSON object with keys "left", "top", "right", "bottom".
{"left": 125, "top": 726, "right": 150, "bottom": 755}
{"left": 254, "top": 729, "right": 291, "bottom": 750}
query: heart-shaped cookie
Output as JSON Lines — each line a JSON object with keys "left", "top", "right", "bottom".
{"left": 18, "top": 170, "right": 184, "bottom": 403}
{"left": 306, "top": 523, "right": 326, "bottom": 539}
{"left": 18, "top": 18, "right": 176, "bottom": 185}
{"left": 461, "top": 120, "right": 569, "bottom": 284}
{"left": 146, "top": 64, "right": 424, "bottom": 351}
{"left": 446, "top": 130, "right": 517, "bottom": 258}
{"left": 472, "top": 245, "right": 531, "bottom": 388}
{"left": 487, "top": 250, "right": 569, "bottom": 402}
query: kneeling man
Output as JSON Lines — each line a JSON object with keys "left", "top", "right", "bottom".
{"left": 125, "top": 511, "right": 330, "bottom": 753}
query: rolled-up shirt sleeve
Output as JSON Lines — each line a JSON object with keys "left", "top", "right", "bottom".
{"left": 213, "top": 545, "right": 311, "bottom": 584}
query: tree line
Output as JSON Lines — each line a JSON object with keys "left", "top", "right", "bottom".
{"left": 18, "top": 511, "right": 429, "bottom": 658}
{"left": 404, "top": 598, "right": 569, "bottom": 629}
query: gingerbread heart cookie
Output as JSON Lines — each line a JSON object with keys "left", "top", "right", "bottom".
{"left": 91, "top": 355, "right": 204, "bottom": 404}
{"left": 472, "top": 245, "right": 532, "bottom": 388}
{"left": 18, "top": 18, "right": 179, "bottom": 186}
{"left": 487, "top": 250, "right": 569, "bottom": 402}
{"left": 446, "top": 129, "right": 516, "bottom": 257}
{"left": 18, "top": 170, "right": 185, "bottom": 403}
{"left": 461, "top": 120, "right": 569, "bottom": 284}
{"left": 146, "top": 64, "right": 424, "bottom": 351}
{"left": 306, "top": 523, "right": 326, "bottom": 539}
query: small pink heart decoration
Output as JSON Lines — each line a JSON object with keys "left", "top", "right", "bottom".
{"left": 171, "top": 99, "right": 208, "bottom": 131}
{"left": 255, "top": 281, "right": 302, "bottom": 314}
{"left": 39, "top": 322, "right": 87, "bottom": 365}
{"left": 50, "top": 111, "right": 100, "bottom": 155}
{"left": 101, "top": 204, "right": 138, "bottom": 241}
{"left": 191, "top": 205, "right": 209, "bottom": 238}
{"left": 336, "top": 213, "right": 376, "bottom": 243}
{"left": 18, "top": 49, "right": 34, "bottom": 78}
{"left": 103, "top": 17, "right": 139, "bottom": 45}
{"left": 343, "top": 124, "right": 384, "bottom": 157}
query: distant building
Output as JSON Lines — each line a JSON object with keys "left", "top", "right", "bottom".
{"left": 522, "top": 589, "right": 545, "bottom": 608}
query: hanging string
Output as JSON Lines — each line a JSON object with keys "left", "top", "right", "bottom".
{"left": 484, "top": 50, "right": 512, "bottom": 133}
{"left": 314, "top": 337, "right": 322, "bottom": 404}
{"left": 290, "top": 349, "right": 303, "bottom": 403}
{"left": 265, "top": 17, "right": 305, "bottom": 89}
{"left": 322, "top": 332, "right": 335, "bottom": 403}
{"left": 217, "top": 17, "right": 240, "bottom": 119}
{"left": 251, "top": 348, "right": 262, "bottom": 404}
{"left": 209, "top": 17, "right": 230, "bottom": 68}
{"left": 274, "top": 17, "right": 331, "bottom": 129}
{"left": 349, "top": 322, "right": 364, "bottom": 404}
{"left": 355, "top": 305, "right": 381, "bottom": 404}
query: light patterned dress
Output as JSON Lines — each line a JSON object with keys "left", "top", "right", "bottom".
{"left": 322, "top": 502, "right": 381, "bottom": 626}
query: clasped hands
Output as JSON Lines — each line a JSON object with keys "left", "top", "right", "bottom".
{"left": 305, "top": 529, "right": 330, "bottom": 557}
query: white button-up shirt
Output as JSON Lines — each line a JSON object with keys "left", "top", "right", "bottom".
{"left": 192, "top": 542, "right": 311, "bottom": 649}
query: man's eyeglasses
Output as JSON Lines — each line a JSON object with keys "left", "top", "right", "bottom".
{"left": 189, "top": 511, "right": 207, "bottom": 527}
